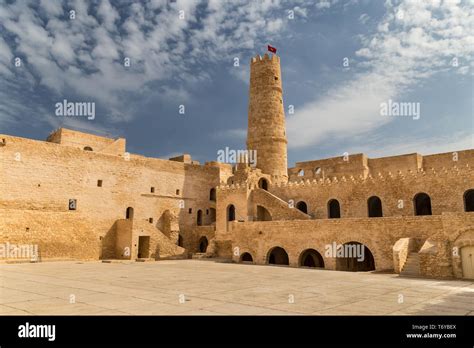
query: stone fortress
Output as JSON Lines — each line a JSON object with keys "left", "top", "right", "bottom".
{"left": 1, "top": 53, "right": 473, "bottom": 280}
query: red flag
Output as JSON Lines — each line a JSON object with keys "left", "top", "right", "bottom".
{"left": 267, "top": 45, "right": 277, "bottom": 54}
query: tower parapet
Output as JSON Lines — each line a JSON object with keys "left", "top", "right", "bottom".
{"left": 247, "top": 53, "right": 288, "bottom": 183}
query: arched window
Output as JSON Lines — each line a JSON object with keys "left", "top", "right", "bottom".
{"left": 367, "top": 196, "right": 383, "bottom": 217}
{"left": 328, "top": 199, "right": 341, "bottom": 218}
{"left": 296, "top": 201, "right": 308, "bottom": 214}
{"left": 414, "top": 192, "right": 432, "bottom": 216}
{"left": 464, "top": 189, "right": 474, "bottom": 212}
{"left": 314, "top": 167, "right": 322, "bottom": 175}
{"left": 125, "top": 207, "right": 134, "bottom": 220}
{"left": 197, "top": 210, "right": 202, "bottom": 226}
{"left": 297, "top": 169, "right": 305, "bottom": 177}
{"left": 258, "top": 178, "right": 268, "bottom": 190}
{"left": 209, "top": 188, "right": 216, "bottom": 201}
{"left": 227, "top": 204, "right": 235, "bottom": 221}
{"left": 83, "top": 146, "right": 93, "bottom": 151}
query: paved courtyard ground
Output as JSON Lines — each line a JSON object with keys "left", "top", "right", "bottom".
{"left": 0, "top": 260, "right": 473, "bottom": 315}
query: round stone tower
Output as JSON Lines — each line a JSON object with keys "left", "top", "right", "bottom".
{"left": 246, "top": 53, "right": 288, "bottom": 183}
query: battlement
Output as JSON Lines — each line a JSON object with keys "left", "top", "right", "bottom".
{"left": 250, "top": 53, "right": 279, "bottom": 64}
{"left": 289, "top": 150, "right": 474, "bottom": 181}
{"left": 46, "top": 127, "right": 126, "bottom": 155}
{"left": 282, "top": 163, "right": 471, "bottom": 189}
{"left": 217, "top": 182, "right": 249, "bottom": 192}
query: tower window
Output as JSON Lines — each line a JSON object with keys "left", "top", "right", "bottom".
{"left": 176, "top": 189, "right": 180, "bottom": 195}
{"left": 188, "top": 208, "right": 192, "bottom": 214}
{"left": 274, "top": 76, "right": 279, "bottom": 81}
{"left": 151, "top": 187, "right": 155, "bottom": 193}
{"left": 97, "top": 180, "right": 103, "bottom": 187}
{"left": 149, "top": 218, "right": 153, "bottom": 223}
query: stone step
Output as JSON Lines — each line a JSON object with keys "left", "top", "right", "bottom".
{"left": 192, "top": 253, "right": 211, "bottom": 259}
{"left": 136, "top": 258, "right": 154, "bottom": 262}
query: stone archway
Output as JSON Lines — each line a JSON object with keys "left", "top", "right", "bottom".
{"left": 335, "top": 241, "right": 375, "bottom": 272}
{"left": 299, "top": 249, "right": 324, "bottom": 268}
{"left": 267, "top": 247, "right": 289, "bottom": 266}
{"left": 240, "top": 252, "right": 253, "bottom": 263}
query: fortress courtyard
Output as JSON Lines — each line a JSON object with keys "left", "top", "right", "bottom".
{"left": 0, "top": 260, "right": 473, "bottom": 316}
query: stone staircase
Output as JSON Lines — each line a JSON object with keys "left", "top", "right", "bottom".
{"left": 251, "top": 188, "right": 311, "bottom": 220}
{"left": 400, "top": 252, "right": 421, "bottom": 277}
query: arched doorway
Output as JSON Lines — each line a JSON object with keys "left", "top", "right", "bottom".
{"left": 83, "top": 146, "right": 93, "bottom": 151}
{"left": 198, "top": 237, "right": 208, "bottom": 253}
{"left": 296, "top": 201, "right": 308, "bottom": 214}
{"left": 267, "top": 247, "right": 289, "bottom": 266}
{"left": 240, "top": 252, "right": 253, "bottom": 263}
{"left": 461, "top": 246, "right": 474, "bottom": 279}
{"left": 367, "top": 196, "right": 383, "bottom": 217}
{"left": 336, "top": 242, "right": 375, "bottom": 272}
{"left": 258, "top": 178, "right": 268, "bottom": 190}
{"left": 209, "top": 188, "right": 216, "bottom": 201}
{"left": 414, "top": 192, "right": 432, "bottom": 215}
{"left": 126, "top": 207, "right": 134, "bottom": 220}
{"left": 328, "top": 199, "right": 341, "bottom": 218}
{"left": 464, "top": 189, "right": 474, "bottom": 212}
{"left": 227, "top": 204, "right": 235, "bottom": 221}
{"left": 299, "top": 249, "right": 324, "bottom": 268}
{"left": 256, "top": 205, "right": 272, "bottom": 221}
{"left": 197, "top": 210, "right": 202, "bottom": 226}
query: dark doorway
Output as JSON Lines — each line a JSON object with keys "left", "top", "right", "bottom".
{"left": 240, "top": 252, "right": 253, "bottom": 263}
{"left": 464, "top": 189, "right": 474, "bottom": 212}
{"left": 126, "top": 207, "right": 134, "bottom": 220}
{"left": 328, "top": 199, "right": 341, "bottom": 218}
{"left": 367, "top": 196, "right": 383, "bottom": 217}
{"left": 256, "top": 205, "right": 272, "bottom": 221}
{"left": 258, "top": 178, "right": 269, "bottom": 190}
{"left": 296, "top": 201, "right": 308, "bottom": 214}
{"left": 336, "top": 242, "right": 375, "bottom": 272}
{"left": 414, "top": 192, "right": 432, "bottom": 215}
{"left": 137, "top": 236, "right": 150, "bottom": 258}
{"left": 197, "top": 210, "right": 203, "bottom": 226}
{"left": 199, "top": 237, "right": 208, "bottom": 253}
{"left": 299, "top": 249, "right": 324, "bottom": 268}
{"left": 227, "top": 204, "right": 235, "bottom": 221}
{"left": 267, "top": 247, "right": 289, "bottom": 265}
{"left": 210, "top": 188, "right": 216, "bottom": 201}
{"left": 177, "top": 234, "right": 183, "bottom": 247}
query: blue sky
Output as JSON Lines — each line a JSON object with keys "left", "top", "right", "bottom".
{"left": 0, "top": 0, "right": 472, "bottom": 167}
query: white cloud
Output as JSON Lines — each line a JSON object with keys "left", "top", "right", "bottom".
{"left": 287, "top": 0, "right": 473, "bottom": 149}
{"left": 0, "top": 0, "right": 324, "bottom": 126}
